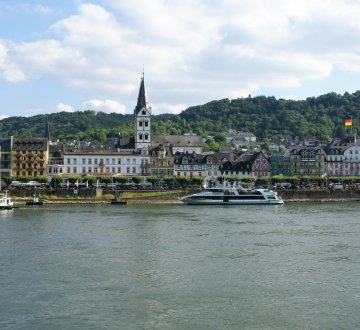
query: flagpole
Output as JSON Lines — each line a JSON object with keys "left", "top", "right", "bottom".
{"left": 0, "top": 145, "right": 2, "bottom": 191}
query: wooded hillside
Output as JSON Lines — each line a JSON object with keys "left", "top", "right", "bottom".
{"left": 1, "top": 91, "right": 359, "bottom": 143}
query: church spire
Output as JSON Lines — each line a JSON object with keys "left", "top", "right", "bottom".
{"left": 134, "top": 71, "right": 151, "bottom": 150}
{"left": 134, "top": 71, "right": 150, "bottom": 115}
{"left": 44, "top": 117, "right": 51, "bottom": 141}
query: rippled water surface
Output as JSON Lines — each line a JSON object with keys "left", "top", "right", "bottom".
{"left": 1, "top": 203, "right": 360, "bottom": 329}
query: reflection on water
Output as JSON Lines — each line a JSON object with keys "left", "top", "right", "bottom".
{"left": 1, "top": 203, "right": 360, "bottom": 329}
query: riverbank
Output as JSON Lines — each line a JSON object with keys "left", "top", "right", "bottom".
{"left": 11, "top": 189, "right": 360, "bottom": 204}
{"left": 280, "top": 189, "right": 360, "bottom": 202}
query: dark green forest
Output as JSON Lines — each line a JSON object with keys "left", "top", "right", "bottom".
{"left": 0, "top": 91, "right": 359, "bottom": 143}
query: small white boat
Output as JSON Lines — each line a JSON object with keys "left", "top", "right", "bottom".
{"left": 181, "top": 182, "right": 284, "bottom": 205}
{"left": 0, "top": 191, "right": 14, "bottom": 210}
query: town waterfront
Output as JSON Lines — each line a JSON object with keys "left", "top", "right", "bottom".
{"left": 1, "top": 203, "right": 360, "bottom": 329}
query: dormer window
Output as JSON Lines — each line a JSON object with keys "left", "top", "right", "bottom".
{"left": 142, "top": 110, "right": 146, "bottom": 115}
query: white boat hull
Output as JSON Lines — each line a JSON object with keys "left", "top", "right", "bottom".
{"left": 181, "top": 198, "right": 284, "bottom": 205}
{"left": 181, "top": 186, "right": 284, "bottom": 205}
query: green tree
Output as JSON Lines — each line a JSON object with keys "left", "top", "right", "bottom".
{"left": 131, "top": 176, "right": 142, "bottom": 185}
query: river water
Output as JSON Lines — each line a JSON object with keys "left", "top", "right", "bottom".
{"left": 1, "top": 203, "right": 360, "bottom": 329}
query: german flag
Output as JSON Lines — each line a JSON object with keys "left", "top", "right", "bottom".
{"left": 345, "top": 116, "right": 352, "bottom": 126}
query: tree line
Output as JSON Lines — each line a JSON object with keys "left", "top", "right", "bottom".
{"left": 1, "top": 91, "right": 359, "bottom": 143}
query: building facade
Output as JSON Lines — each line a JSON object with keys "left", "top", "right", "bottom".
{"left": 0, "top": 138, "right": 13, "bottom": 178}
{"left": 63, "top": 148, "right": 149, "bottom": 177}
{"left": 269, "top": 151, "right": 292, "bottom": 176}
{"left": 46, "top": 143, "right": 64, "bottom": 179}
{"left": 287, "top": 146, "right": 326, "bottom": 177}
{"left": 152, "top": 135, "right": 203, "bottom": 154}
{"left": 174, "top": 153, "right": 220, "bottom": 179}
{"left": 220, "top": 151, "right": 271, "bottom": 178}
{"left": 325, "top": 139, "right": 360, "bottom": 176}
{"left": 149, "top": 144, "right": 174, "bottom": 177}
{"left": 11, "top": 137, "right": 49, "bottom": 177}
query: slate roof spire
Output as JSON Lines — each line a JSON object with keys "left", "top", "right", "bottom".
{"left": 134, "top": 71, "right": 150, "bottom": 115}
{"left": 44, "top": 117, "right": 51, "bottom": 141}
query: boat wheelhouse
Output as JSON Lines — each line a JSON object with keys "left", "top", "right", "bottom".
{"left": 0, "top": 191, "right": 14, "bottom": 210}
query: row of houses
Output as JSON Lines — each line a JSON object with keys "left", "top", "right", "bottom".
{"left": 1, "top": 74, "right": 359, "bottom": 182}
{"left": 2, "top": 134, "right": 360, "bottom": 182}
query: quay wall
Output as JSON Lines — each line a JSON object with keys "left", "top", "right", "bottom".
{"left": 280, "top": 190, "right": 360, "bottom": 202}
{"left": 7, "top": 188, "right": 360, "bottom": 203}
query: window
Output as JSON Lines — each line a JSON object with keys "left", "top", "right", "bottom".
{"left": 139, "top": 134, "right": 143, "bottom": 140}
{"left": 139, "top": 121, "right": 143, "bottom": 127}
{"left": 67, "top": 158, "right": 71, "bottom": 165}
{"left": 144, "top": 121, "right": 149, "bottom": 127}
{"left": 88, "top": 159, "right": 92, "bottom": 164}
{"left": 126, "top": 167, "right": 130, "bottom": 174}
{"left": 118, "top": 159, "right": 121, "bottom": 165}
{"left": 132, "top": 167, "right": 136, "bottom": 174}
{"left": 73, "top": 158, "right": 77, "bottom": 165}
{"left": 82, "top": 158, "right": 86, "bottom": 164}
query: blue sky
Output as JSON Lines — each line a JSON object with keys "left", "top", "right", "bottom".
{"left": 1, "top": 0, "right": 360, "bottom": 119}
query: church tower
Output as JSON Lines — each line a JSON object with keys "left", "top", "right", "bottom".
{"left": 134, "top": 72, "right": 152, "bottom": 150}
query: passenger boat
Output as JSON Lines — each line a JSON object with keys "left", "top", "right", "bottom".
{"left": 0, "top": 191, "right": 14, "bottom": 210}
{"left": 181, "top": 182, "right": 284, "bottom": 205}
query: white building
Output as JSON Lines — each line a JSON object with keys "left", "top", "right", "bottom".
{"left": 173, "top": 153, "right": 220, "bottom": 179}
{"left": 63, "top": 150, "right": 149, "bottom": 177}
{"left": 62, "top": 74, "right": 152, "bottom": 177}
{"left": 326, "top": 139, "right": 360, "bottom": 176}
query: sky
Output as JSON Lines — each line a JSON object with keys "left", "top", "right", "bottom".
{"left": 1, "top": 0, "right": 360, "bottom": 119}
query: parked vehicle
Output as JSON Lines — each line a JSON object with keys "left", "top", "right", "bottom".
{"left": 275, "top": 182, "right": 292, "bottom": 189}
{"left": 333, "top": 183, "right": 343, "bottom": 190}
{"left": 25, "top": 181, "right": 43, "bottom": 187}
{"left": 8, "top": 181, "right": 25, "bottom": 189}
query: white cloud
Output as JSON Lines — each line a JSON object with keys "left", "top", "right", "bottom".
{"left": 82, "top": 99, "right": 127, "bottom": 114}
{"left": 0, "top": 115, "right": 9, "bottom": 120}
{"left": 2, "top": 0, "right": 360, "bottom": 115}
{"left": 56, "top": 103, "right": 74, "bottom": 112}
{"left": 0, "top": 41, "right": 27, "bottom": 82}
